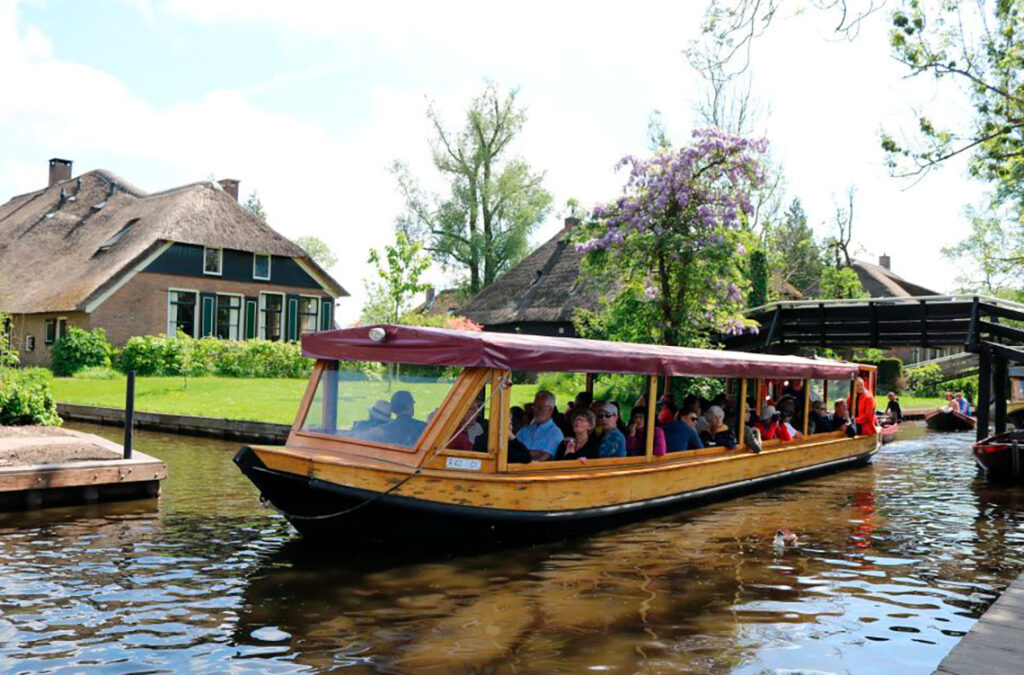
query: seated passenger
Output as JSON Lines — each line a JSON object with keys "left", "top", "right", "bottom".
{"left": 624, "top": 407, "right": 667, "bottom": 457}
{"left": 657, "top": 396, "right": 677, "bottom": 425}
{"left": 510, "top": 406, "right": 526, "bottom": 435}
{"left": 596, "top": 402, "right": 627, "bottom": 458}
{"left": 352, "top": 399, "right": 391, "bottom": 434}
{"left": 516, "top": 391, "right": 564, "bottom": 461}
{"left": 809, "top": 400, "right": 831, "bottom": 433}
{"left": 829, "top": 399, "right": 853, "bottom": 434}
{"left": 364, "top": 390, "right": 426, "bottom": 447}
{"left": 556, "top": 409, "right": 601, "bottom": 461}
{"left": 448, "top": 401, "right": 485, "bottom": 451}
{"left": 754, "top": 406, "right": 793, "bottom": 441}
{"left": 662, "top": 407, "right": 704, "bottom": 452}
{"left": 781, "top": 411, "right": 803, "bottom": 441}
{"left": 700, "top": 405, "right": 737, "bottom": 448}
{"left": 954, "top": 391, "right": 972, "bottom": 416}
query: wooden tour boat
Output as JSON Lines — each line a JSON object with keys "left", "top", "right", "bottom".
{"left": 973, "top": 430, "right": 1024, "bottom": 480}
{"left": 924, "top": 407, "right": 976, "bottom": 432}
{"left": 234, "top": 325, "right": 880, "bottom": 543}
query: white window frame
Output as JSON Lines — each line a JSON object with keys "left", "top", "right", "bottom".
{"left": 298, "top": 294, "right": 320, "bottom": 336}
{"left": 252, "top": 253, "right": 271, "bottom": 281}
{"left": 25, "top": 335, "right": 35, "bottom": 351}
{"left": 258, "top": 292, "right": 285, "bottom": 341}
{"left": 167, "top": 287, "right": 200, "bottom": 338}
{"left": 203, "top": 246, "right": 223, "bottom": 276}
{"left": 215, "top": 292, "right": 244, "bottom": 341}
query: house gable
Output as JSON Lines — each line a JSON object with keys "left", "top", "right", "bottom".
{"left": 144, "top": 243, "right": 326, "bottom": 291}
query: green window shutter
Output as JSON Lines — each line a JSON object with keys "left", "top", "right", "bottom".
{"left": 245, "top": 298, "right": 257, "bottom": 340}
{"left": 286, "top": 296, "right": 299, "bottom": 342}
{"left": 320, "top": 299, "right": 333, "bottom": 331}
{"left": 200, "top": 294, "right": 216, "bottom": 337}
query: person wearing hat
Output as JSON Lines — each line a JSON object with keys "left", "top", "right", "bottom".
{"left": 754, "top": 405, "right": 793, "bottom": 442}
{"left": 352, "top": 400, "right": 392, "bottom": 434}
{"left": 596, "top": 402, "right": 627, "bottom": 458}
{"left": 364, "top": 390, "right": 427, "bottom": 448}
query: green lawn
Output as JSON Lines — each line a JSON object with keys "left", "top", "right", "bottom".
{"left": 898, "top": 395, "right": 952, "bottom": 410}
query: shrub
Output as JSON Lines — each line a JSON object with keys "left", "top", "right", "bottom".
{"left": 0, "top": 368, "right": 61, "bottom": 426}
{"left": 858, "top": 357, "right": 904, "bottom": 393}
{"left": 905, "top": 364, "right": 944, "bottom": 396}
{"left": 51, "top": 327, "right": 112, "bottom": 376}
{"left": 117, "top": 335, "right": 314, "bottom": 378}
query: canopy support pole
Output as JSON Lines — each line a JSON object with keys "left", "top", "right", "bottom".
{"left": 645, "top": 375, "right": 657, "bottom": 462}
{"left": 802, "top": 379, "right": 810, "bottom": 437}
{"left": 738, "top": 378, "right": 748, "bottom": 450}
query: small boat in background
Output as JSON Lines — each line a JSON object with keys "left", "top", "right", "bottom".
{"left": 924, "top": 407, "right": 976, "bottom": 432}
{"left": 880, "top": 424, "right": 900, "bottom": 444}
{"left": 1006, "top": 401, "right": 1024, "bottom": 429}
{"left": 973, "top": 430, "right": 1024, "bottom": 480}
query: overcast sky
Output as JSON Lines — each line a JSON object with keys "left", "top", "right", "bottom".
{"left": 1, "top": 0, "right": 983, "bottom": 323}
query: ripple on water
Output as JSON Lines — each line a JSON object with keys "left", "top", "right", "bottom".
{"left": 0, "top": 422, "right": 1023, "bottom": 672}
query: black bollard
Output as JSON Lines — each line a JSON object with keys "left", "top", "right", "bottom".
{"left": 124, "top": 370, "right": 135, "bottom": 459}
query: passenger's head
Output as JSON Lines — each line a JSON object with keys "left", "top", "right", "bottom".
{"left": 597, "top": 402, "right": 619, "bottom": 430}
{"left": 680, "top": 407, "right": 700, "bottom": 428}
{"left": 571, "top": 409, "right": 596, "bottom": 435}
{"left": 811, "top": 400, "right": 824, "bottom": 413}
{"left": 945, "top": 391, "right": 954, "bottom": 401}
{"left": 888, "top": 391, "right": 896, "bottom": 401}
{"left": 390, "top": 390, "right": 415, "bottom": 417}
{"left": 629, "top": 407, "right": 646, "bottom": 428}
{"left": 532, "top": 391, "right": 555, "bottom": 424}
{"left": 574, "top": 391, "right": 593, "bottom": 410}
{"left": 955, "top": 391, "right": 964, "bottom": 400}
{"left": 834, "top": 399, "right": 848, "bottom": 416}
{"left": 707, "top": 405, "right": 725, "bottom": 427}
{"left": 855, "top": 377, "right": 866, "bottom": 393}
{"left": 368, "top": 399, "right": 391, "bottom": 422}
{"left": 510, "top": 406, "right": 525, "bottom": 433}
{"left": 760, "top": 405, "right": 778, "bottom": 422}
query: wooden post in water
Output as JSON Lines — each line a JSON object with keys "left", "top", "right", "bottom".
{"left": 977, "top": 348, "right": 992, "bottom": 442}
{"left": 123, "top": 370, "right": 135, "bottom": 459}
{"left": 995, "top": 356, "right": 1008, "bottom": 435}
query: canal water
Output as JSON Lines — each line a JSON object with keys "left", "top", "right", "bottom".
{"left": 1, "top": 424, "right": 1023, "bottom": 673}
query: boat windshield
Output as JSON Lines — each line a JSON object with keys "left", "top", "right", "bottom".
{"left": 299, "top": 361, "right": 460, "bottom": 449}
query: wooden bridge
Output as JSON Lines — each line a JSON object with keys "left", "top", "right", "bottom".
{"left": 722, "top": 295, "right": 1024, "bottom": 441}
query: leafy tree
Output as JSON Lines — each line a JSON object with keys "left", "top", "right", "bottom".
{"left": 393, "top": 84, "right": 553, "bottom": 293}
{"left": 575, "top": 128, "right": 768, "bottom": 346}
{"left": 764, "top": 198, "right": 824, "bottom": 293}
{"left": 293, "top": 235, "right": 338, "bottom": 269}
{"left": 819, "top": 265, "right": 868, "bottom": 300}
{"left": 883, "top": 1, "right": 1024, "bottom": 216}
{"left": 361, "top": 233, "right": 431, "bottom": 324}
{"left": 748, "top": 249, "right": 769, "bottom": 307}
{"left": 244, "top": 190, "right": 267, "bottom": 223}
{"left": 942, "top": 203, "right": 1021, "bottom": 297}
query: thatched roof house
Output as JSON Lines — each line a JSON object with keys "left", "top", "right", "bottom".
{"left": 0, "top": 158, "right": 347, "bottom": 367}
{"left": 851, "top": 255, "right": 938, "bottom": 298}
{"left": 459, "top": 218, "right": 602, "bottom": 336}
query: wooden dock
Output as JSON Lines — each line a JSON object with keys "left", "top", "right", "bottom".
{"left": 0, "top": 426, "right": 166, "bottom": 511}
{"left": 934, "top": 572, "right": 1024, "bottom": 674}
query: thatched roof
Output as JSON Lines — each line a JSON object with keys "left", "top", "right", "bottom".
{"left": 0, "top": 170, "right": 346, "bottom": 313}
{"left": 459, "top": 221, "right": 602, "bottom": 329}
{"left": 411, "top": 288, "right": 464, "bottom": 316}
{"left": 850, "top": 258, "right": 937, "bottom": 298}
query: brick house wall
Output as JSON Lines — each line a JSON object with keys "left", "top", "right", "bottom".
{"left": 8, "top": 311, "right": 90, "bottom": 368}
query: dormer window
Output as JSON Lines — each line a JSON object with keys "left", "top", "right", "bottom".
{"left": 253, "top": 253, "right": 271, "bottom": 281}
{"left": 203, "top": 246, "right": 223, "bottom": 276}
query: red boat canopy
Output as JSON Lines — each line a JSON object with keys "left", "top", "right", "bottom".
{"left": 302, "top": 325, "right": 862, "bottom": 380}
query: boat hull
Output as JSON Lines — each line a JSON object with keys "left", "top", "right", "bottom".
{"left": 924, "top": 409, "right": 976, "bottom": 432}
{"left": 973, "top": 432, "right": 1024, "bottom": 481}
{"left": 235, "top": 439, "right": 878, "bottom": 544}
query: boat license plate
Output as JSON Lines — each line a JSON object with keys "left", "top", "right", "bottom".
{"left": 445, "top": 457, "right": 482, "bottom": 471}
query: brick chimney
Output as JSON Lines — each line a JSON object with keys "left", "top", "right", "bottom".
{"left": 218, "top": 179, "right": 240, "bottom": 201}
{"left": 424, "top": 287, "right": 436, "bottom": 306}
{"left": 879, "top": 253, "right": 891, "bottom": 271}
{"left": 48, "top": 158, "right": 72, "bottom": 187}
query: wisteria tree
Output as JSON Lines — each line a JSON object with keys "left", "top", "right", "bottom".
{"left": 575, "top": 128, "right": 769, "bottom": 347}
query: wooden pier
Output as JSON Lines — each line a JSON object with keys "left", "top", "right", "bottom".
{"left": 934, "top": 572, "right": 1024, "bottom": 674}
{"left": 0, "top": 426, "right": 166, "bottom": 511}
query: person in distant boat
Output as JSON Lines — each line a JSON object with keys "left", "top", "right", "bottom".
{"left": 597, "top": 402, "right": 627, "bottom": 458}
{"left": 944, "top": 392, "right": 955, "bottom": 409}
{"left": 885, "top": 392, "right": 903, "bottom": 424}
{"left": 352, "top": 399, "right": 391, "bottom": 434}
{"left": 809, "top": 400, "right": 831, "bottom": 433}
{"left": 625, "top": 406, "right": 667, "bottom": 457}
{"left": 852, "top": 377, "right": 877, "bottom": 435}
{"left": 700, "top": 405, "right": 737, "bottom": 448}
{"left": 364, "top": 390, "right": 426, "bottom": 447}
{"left": 829, "top": 399, "right": 852, "bottom": 434}
{"left": 556, "top": 409, "right": 601, "bottom": 461}
{"left": 954, "top": 391, "right": 972, "bottom": 416}
{"left": 517, "top": 391, "right": 564, "bottom": 461}
{"left": 662, "top": 406, "right": 704, "bottom": 452}
{"left": 755, "top": 406, "right": 792, "bottom": 441}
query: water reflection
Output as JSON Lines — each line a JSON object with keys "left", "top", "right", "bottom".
{"left": 0, "top": 424, "right": 1022, "bottom": 673}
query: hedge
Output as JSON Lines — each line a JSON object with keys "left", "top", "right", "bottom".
{"left": 51, "top": 327, "right": 113, "bottom": 376}
{"left": 0, "top": 367, "right": 61, "bottom": 426}
{"left": 858, "top": 357, "right": 903, "bottom": 393}
{"left": 117, "top": 335, "right": 315, "bottom": 378}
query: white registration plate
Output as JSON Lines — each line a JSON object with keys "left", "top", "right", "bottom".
{"left": 445, "top": 457, "right": 482, "bottom": 471}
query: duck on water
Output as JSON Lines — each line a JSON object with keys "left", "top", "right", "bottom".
{"left": 234, "top": 325, "right": 881, "bottom": 544}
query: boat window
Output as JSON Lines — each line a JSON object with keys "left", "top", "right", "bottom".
{"left": 444, "top": 381, "right": 492, "bottom": 453}
{"left": 300, "top": 361, "right": 461, "bottom": 449}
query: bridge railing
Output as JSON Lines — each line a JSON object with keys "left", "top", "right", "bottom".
{"left": 746, "top": 294, "right": 1024, "bottom": 316}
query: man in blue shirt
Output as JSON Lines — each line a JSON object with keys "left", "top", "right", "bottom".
{"left": 597, "top": 402, "right": 627, "bottom": 458}
{"left": 955, "top": 391, "right": 972, "bottom": 416}
{"left": 517, "top": 391, "right": 564, "bottom": 461}
{"left": 662, "top": 407, "right": 704, "bottom": 452}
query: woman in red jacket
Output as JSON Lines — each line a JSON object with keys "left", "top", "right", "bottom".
{"left": 852, "top": 377, "right": 877, "bottom": 435}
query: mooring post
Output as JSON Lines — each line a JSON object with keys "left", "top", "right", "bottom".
{"left": 995, "top": 356, "right": 1008, "bottom": 435}
{"left": 977, "top": 349, "right": 991, "bottom": 442}
{"left": 124, "top": 370, "right": 135, "bottom": 459}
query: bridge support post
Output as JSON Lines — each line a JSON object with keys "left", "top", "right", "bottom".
{"left": 977, "top": 348, "right": 991, "bottom": 442}
{"left": 995, "top": 356, "right": 1008, "bottom": 435}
